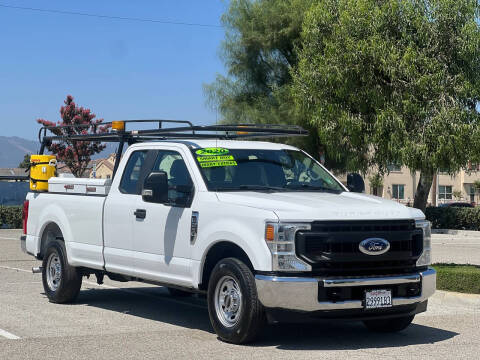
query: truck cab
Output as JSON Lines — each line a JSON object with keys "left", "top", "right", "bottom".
{"left": 21, "top": 122, "right": 436, "bottom": 344}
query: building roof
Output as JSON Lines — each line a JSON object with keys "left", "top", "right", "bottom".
{"left": 56, "top": 161, "right": 94, "bottom": 176}
{"left": 96, "top": 159, "right": 114, "bottom": 171}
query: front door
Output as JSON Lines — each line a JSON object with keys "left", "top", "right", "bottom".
{"left": 132, "top": 149, "right": 195, "bottom": 286}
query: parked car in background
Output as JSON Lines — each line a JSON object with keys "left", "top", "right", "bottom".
{"left": 438, "top": 202, "right": 474, "bottom": 208}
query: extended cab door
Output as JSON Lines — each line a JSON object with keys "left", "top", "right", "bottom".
{"left": 103, "top": 150, "right": 148, "bottom": 276}
{"left": 132, "top": 148, "right": 196, "bottom": 286}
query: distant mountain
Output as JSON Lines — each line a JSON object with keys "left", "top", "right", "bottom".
{"left": 0, "top": 136, "right": 118, "bottom": 168}
{"left": 0, "top": 136, "right": 38, "bottom": 168}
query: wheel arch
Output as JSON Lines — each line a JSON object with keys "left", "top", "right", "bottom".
{"left": 38, "top": 222, "right": 64, "bottom": 260}
{"left": 199, "top": 241, "right": 254, "bottom": 291}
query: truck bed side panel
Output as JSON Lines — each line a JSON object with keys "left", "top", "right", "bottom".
{"left": 26, "top": 192, "right": 106, "bottom": 270}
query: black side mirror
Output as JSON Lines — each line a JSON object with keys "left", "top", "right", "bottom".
{"left": 347, "top": 173, "right": 365, "bottom": 193}
{"left": 142, "top": 171, "right": 168, "bottom": 203}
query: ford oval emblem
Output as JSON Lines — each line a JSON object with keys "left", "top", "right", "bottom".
{"left": 359, "top": 238, "right": 390, "bottom": 255}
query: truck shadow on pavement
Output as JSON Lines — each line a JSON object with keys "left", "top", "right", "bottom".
{"left": 75, "top": 286, "right": 458, "bottom": 350}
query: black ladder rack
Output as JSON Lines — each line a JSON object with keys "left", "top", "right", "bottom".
{"left": 37, "top": 119, "right": 309, "bottom": 178}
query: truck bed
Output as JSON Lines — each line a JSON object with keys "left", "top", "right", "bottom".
{"left": 25, "top": 177, "right": 111, "bottom": 270}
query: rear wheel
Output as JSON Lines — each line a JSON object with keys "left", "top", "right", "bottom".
{"left": 207, "top": 258, "right": 265, "bottom": 344}
{"left": 363, "top": 315, "right": 415, "bottom": 333}
{"left": 42, "top": 240, "right": 82, "bottom": 303}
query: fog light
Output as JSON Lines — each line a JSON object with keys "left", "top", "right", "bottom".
{"left": 407, "top": 284, "right": 421, "bottom": 297}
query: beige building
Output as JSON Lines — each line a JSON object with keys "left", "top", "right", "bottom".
{"left": 56, "top": 154, "right": 116, "bottom": 179}
{"left": 90, "top": 153, "right": 116, "bottom": 179}
{"left": 360, "top": 165, "right": 480, "bottom": 206}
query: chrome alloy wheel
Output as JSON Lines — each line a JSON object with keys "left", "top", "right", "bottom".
{"left": 46, "top": 252, "right": 62, "bottom": 291}
{"left": 214, "top": 275, "right": 243, "bottom": 328}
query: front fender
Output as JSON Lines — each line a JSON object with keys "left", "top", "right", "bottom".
{"left": 192, "top": 208, "right": 276, "bottom": 286}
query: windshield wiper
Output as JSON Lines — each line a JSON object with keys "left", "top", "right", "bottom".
{"left": 214, "top": 185, "right": 287, "bottom": 192}
{"left": 283, "top": 184, "right": 342, "bottom": 193}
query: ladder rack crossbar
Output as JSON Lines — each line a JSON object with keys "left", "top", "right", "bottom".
{"left": 38, "top": 121, "right": 309, "bottom": 145}
{"left": 36, "top": 120, "right": 308, "bottom": 180}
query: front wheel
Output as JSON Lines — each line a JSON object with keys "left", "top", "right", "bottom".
{"left": 207, "top": 258, "right": 265, "bottom": 344}
{"left": 363, "top": 315, "right": 415, "bottom": 333}
{"left": 42, "top": 240, "right": 82, "bottom": 303}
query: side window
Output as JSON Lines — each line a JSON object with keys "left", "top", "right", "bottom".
{"left": 153, "top": 150, "right": 193, "bottom": 204}
{"left": 119, "top": 151, "right": 147, "bottom": 194}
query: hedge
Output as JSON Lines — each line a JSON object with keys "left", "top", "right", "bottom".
{"left": 433, "top": 264, "right": 480, "bottom": 294}
{"left": 425, "top": 206, "right": 480, "bottom": 230}
{"left": 2, "top": 204, "right": 477, "bottom": 230}
{"left": 0, "top": 205, "right": 23, "bottom": 229}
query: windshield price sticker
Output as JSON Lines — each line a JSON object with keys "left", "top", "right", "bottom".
{"left": 197, "top": 155, "right": 234, "bottom": 162}
{"left": 200, "top": 160, "right": 237, "bottom": 168}
{"left": 196, "top": 148, "right": 230, "bottom": 156}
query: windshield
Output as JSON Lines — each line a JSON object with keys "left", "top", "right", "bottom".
{"left": 192, "top": 148, "right": 344, "bottom": 192}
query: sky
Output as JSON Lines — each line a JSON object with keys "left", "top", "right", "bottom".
{"left": 0, "top": 0, "right": 227, "bottom": 140}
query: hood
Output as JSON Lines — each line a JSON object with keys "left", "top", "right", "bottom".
{"left": 216, "top": 191, "right": 424, "bottom": 221}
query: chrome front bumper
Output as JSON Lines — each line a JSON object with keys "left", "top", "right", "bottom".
{"left": 255, "top": 268, "right": 436, "bottom": 312}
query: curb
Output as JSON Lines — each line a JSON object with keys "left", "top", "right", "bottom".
{"left": 430, "top": 290, "right": 480, "bottom": 308}
{"left": 432, "top": 229, "right": 480, "bottom": 237}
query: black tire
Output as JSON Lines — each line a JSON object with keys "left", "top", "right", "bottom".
{"left": 363, "top": 315, "right": 415, "bottom": 333}
{"left": 42, "top": 240, "right": 82, "bottom": 303}
{"left": 167, "top": 287, "right": 193, "bottom": 297}
{"left": 207, "top": 257, "right": 265, "bottom": 344}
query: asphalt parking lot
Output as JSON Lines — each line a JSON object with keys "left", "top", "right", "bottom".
{"left": 1, "top": 229, "right": 479, "bottom": 359}
{"left": 432, "top": 232, "right": 480, "bottom": 265}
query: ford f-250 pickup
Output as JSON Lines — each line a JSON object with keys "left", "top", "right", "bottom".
{"left": 20, "top": 121, "right": 435, "bottom": 344}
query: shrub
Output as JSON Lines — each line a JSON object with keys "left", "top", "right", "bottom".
{"left": 0, "top": 205, "right": 23, "bottom": 229}
{"left": 425, "top": 206, "right": 480, "bottom": 230}
{"left": 433, "top": 264, "right": 480, "bottom": 294}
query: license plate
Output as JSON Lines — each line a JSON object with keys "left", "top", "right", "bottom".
{"left": 365, "top": 289, "right": 392, "bottom": 309}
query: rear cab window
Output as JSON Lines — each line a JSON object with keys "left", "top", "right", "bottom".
{"left": 119, "top": 150, "right": 148, "bottom": 195}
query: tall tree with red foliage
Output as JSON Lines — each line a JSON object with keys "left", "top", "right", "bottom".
{"left": 37, "top": 95, "right": 110, "bottom": 177}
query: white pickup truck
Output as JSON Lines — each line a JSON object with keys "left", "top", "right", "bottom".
{"left": 21, "top": 127, "right": 435, "bottom": 344}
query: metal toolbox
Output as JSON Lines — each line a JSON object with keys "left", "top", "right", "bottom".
{"left": 48, "top": 177, "right": 112, "bottom": 195}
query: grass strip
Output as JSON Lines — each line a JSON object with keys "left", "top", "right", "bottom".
{"left": 432, "top": 263, "right": 480, "bottom": 294}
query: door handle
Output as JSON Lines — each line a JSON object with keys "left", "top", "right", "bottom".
{"left": 134, "top": 209, "right": 146, "bottom": 219}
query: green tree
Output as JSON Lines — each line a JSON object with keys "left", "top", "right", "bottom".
{"left": 293, "top": 0, "right": 480, "bottom": 211}
{"left": 204, "top": 0, "right": 341, "bottom": 165}
{"left": 37, "top": 95, "right": 109, "bottom": 177}
{"left": 18, "top": 154, "right": 30, "bottom": 169}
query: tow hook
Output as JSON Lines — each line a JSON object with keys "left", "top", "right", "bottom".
{"left": 32, "top": 266, "right": 43, "bottom": 274}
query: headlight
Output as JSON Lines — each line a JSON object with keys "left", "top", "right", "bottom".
{"left": 415, "top": 219, "right": 431, "bottom": 267}
{"left": 265, "top": 221, "right": 312, "bottom": 271}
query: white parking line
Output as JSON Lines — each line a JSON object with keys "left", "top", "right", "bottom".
{"left": 0, "top": 328, "right": 20, "bottom": 340}
{"left": 0, "top": 237, "right": 19, "bottom": 240}
{"left": 0, "top": 265, "right": 30, "bottom": 273}
{"left": 0, "top": 265, "right": 32, "bottom": 273}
